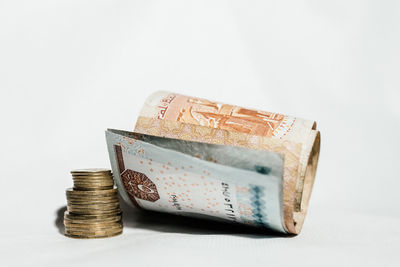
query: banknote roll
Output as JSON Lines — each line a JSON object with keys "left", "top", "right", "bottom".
{"left": 106, "top": 91, "right": 320, "bottom": 235}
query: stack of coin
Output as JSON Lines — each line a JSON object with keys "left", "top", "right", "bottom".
{"left": 64, "top": 169, "right": 123, "bottom": 238}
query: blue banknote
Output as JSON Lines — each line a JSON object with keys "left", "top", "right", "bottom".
{"left": 106, "top": 129, "right": 286, "bottom": 233}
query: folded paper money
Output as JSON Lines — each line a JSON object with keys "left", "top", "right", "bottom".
{"left": 106, "top": 91, "right": 320, "bottom": 234}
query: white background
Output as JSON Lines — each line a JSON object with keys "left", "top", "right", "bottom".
{"left": 1, "top": 1, "right": 399, "bottom": 266}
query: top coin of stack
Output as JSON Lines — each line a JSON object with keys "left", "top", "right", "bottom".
{"left": 72, "top": 168, "right": 115, "bottom": 191}
{"left": 64, "top": 168, "right": 123, "bottom": 239}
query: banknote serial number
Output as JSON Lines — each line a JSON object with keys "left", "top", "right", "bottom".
{"left": 171, "top": 194, "right": 182, "bottom": 211}
{"left": 221, "top": 182, "right": 237, "bottom": 222}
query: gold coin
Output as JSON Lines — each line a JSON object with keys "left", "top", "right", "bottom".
{"left": 72, "top": 182, "right": 114, "bottom": 186}
{"left": 66, "top": 191, "right": 118, "bottom": 197}
{"left": 67, "top": 207, "right": 121, "bottom": 214}
{"left": 72, "top": 176, "right": 113, "bottom": 181}
{"left": 67, "top": 202, "right": 120, "bottom": 209}
{"left": 67, "top": 208, "right": 122, "bottom": 215}
{"left": 72, "top": 185, "right": 115, "bottom": 190}
{"left": 72, "top": 175, "right": 113, "bottom": 179}
{"left": 66, "top": 198, "right": 119, "bottom": 203}
{"left": 66, "top": 196, "right": 118, "bottom": 202}
{"left": 67, "top": 199, "right": 119, "bottom": 203}
{"left": 64, "top": 231, "right": 122, "bottom": 239}
{"left": 71, "top": 168, "right": 111, "bottom": 174}
{"left": 73, "top": 186, "right": 114, "bottom": 191}
{"left": 64, "top": 215, "right": 121, "bottom": 224}
{"left": 65, "top": 227, "right": 123, "bottom": 235}
{"left": 72, "top": 180, "right": 113, "bottom": 185}
{"left": 67, "top": 202, "right": 120, "bottom": 208}
{"left": 73, "top": 183, "right": 114, "bottom": 188}
{"left": 66, "top": 188, "right": 117, "bottom": 196}
{"left": 64, "top": 211, "right": 121, "bottom": 218}
{"left": 64, "top": 220, "right": 122, "bottom": 227}
{"left": 67, "top": 211, "right": 121, "bottom": 216}
{"left": 74, "top": 181, "right": 114, "bottom": 187}
{"left": 64, "top": 223, "right": 122, "bottom": 229}
{"left": 70, "top": 173, "right": 112, "bottom": 177}
{"left": 66, "top": 199, "right": 118, "bottom": 204}
{"left": 66, "top": 205, "right": 119, "bottom": 209}
{"left": 64, "top": 220, "right": 122, "bottom": 226}
{"left": 65, "top": 230, "right": 122, "bottom": 238}
{"left": 67, "top": 204, "right": 121, "bottom": 210}
{"left": 64, "top": 217, "right": 122, "bottom": 224}
{"left": 74, "top": 180, "right": 114, "bottom": 186}
{"left": 72, "top": 178, "right": 113, "bottom": 182}
{"left": 67, "top": 210, "right": 121, "bottom": 215}
{"left": 67, "top": 203, "right": 120, "bottom": 208}
{"left": 65, "top": 228, "right": 122, "bottom": 235}
{"left": 72, "top": 185, "right": 114, "bottom": 190}
{"left": 72, "top": 177, "right": 112, "bottom": 180}
{"left": 72, "top": 178, "right": 114, "bottom": 183}
{"left": 64, "top": 211, "right": 122, "bottom": 220}
{"left": 73, "top": 178, "right": 113, "bottom": 182}
{"left": 64, "top": 213, "right": 122, "bottom": 222}
{"left": 67, "top": 198, "right": 119, "bottom": 204}
{"left": 66, "top": 187, "right": 117, "bottom": 193}
{"left": 64, "top": 221, "right": 122, "bottom": 229}
{"left": 65, "top": 229, "right": 122, "bottom": 239}
{"left": 68, "top": 202, "right": 119, "bottom": 210}
{"left": 65, "top": 229, "right": 123, "bottom": 235}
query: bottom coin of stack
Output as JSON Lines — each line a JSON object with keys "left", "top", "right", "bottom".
{"left": 64, "top": 168, "right": 123, "bottom": 239}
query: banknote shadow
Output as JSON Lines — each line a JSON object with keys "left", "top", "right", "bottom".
{"left": 54, "top": 200, "right": 289, "bottom": 238}
{"left": 119, "top": 199, "right": 289, "bottom": 239}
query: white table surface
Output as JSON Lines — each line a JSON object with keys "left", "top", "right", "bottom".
{"left": 1, "top": 1, "right": 399, "bottom": 266}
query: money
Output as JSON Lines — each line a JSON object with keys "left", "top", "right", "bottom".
{"left": 67, "top": 204, "right": 121, "bottom": 212}
{"left": 71, "top": 168, "right": 112, "bottom": 174}
{"left": 64, "top": 212, "right": 121, "bottom": 223}
{"left": 106, "top": 129, "right": 286, "bottom": 233}
{"left": 65, "top": 228, "right": 123, "bottom": 239}
{"left": 106, "top": 91, "right": 321, "bottom": 235}
{"left": 71, "top": 170, "right": 114, "bottom": 191}
{"left": 66, "top": 188, "right": 118, "bottom": 196}
{"left": 63, "top": 169, "right": 123, "bottom": 239}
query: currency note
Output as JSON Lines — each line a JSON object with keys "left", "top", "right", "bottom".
{"left": 106, "top": 129, "right": 287, "bottom": 233}
{"left": 134, "top": 91, "right": 321, "bottom": 234}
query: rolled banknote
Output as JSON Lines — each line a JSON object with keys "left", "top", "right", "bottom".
{"left": 106, "top": 91, "right": 320, "bottom": 234}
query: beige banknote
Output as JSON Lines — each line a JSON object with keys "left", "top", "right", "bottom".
{"left": 134, "top": 91, "right": 320, "bottom": 234}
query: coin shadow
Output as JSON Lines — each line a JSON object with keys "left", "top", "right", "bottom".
{"left": 54, "top": 199, "right": 290, "bottom": 238}
{"left": 55, "top": 206, "right": 67, "bottom": 235}
{"left": 119, "top": 198, "right": 290, "bottom": 239}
